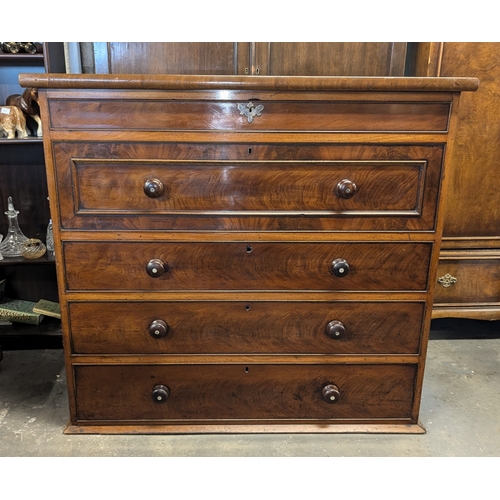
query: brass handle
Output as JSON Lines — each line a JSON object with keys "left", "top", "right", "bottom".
{"left": 325, "top": 320, "right": 346, "bottom": 339}
{"left": 335, "top": 179, "right": 357, "bottom": 199}
{"left": 144, "top": 178, "right": 164, "bottom": 198}
{"left": 322, "top": 384, "right": 341, "bottom": 404}
{"left": 331, "top": 258, "right": 349, "bottom": 277}
{"left": 151, "top": 384, "right": 170, "bottom": 404}
{"left": 146, "top": 259, "right": 168, "bottom": 278}
{"left": 437, "top": 273, "right": 457, "bottom": 288}
{"left": 148, "top": 319, "right": 169, "bottom": 338}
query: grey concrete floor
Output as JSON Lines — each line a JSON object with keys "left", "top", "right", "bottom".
{"left": 0, "top": 318, "right": 499, "bottom": 458}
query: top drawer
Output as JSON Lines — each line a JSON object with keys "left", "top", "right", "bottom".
{"left": 47, "top": 98, "right": 450, "bottom": 133}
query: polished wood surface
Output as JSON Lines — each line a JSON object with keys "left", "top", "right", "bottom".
{"left": 434, "top": 251, "right": 500, "bottom": 305}
{"left": 68, "top": 300, "right": 424, "bottom": 355}
{"left": 53, "top": 142, "right": 444, "bottom": 232}
{"left": 26, "top": 73, "right": 475, "bottom": 432}
{"left": 256, "top": 42, "right": 408, "bottom": 76}
{"left": 412, "top": 43, "right": 500, "bottom": 319}
{"left": 92, "top": 42, "right": 409, "bottom": 77}
{"left": 94, "top": 42, "right": 250, "bottom": 75}
{"left": 63, "top": 241, "right": 432, "bottom": 292}
{"left": 47, "top": 98, "right": 451, "bottom": 132}
{"left": 20, "top": 73, "right": 479, "bottom": 92}
{"left": 73, "top": 363, "right": 417, "bottom": 422}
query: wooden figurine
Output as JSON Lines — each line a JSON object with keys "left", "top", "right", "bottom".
{"left": 6, "top": 88, "right": 42, "bottom": 137}
{"left": 0, "top": 105, "right": 28, "bottom": 139}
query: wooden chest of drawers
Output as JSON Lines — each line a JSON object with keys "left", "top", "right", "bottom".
{"left": 20, "top": 74, "right": 477, "bottom": 433}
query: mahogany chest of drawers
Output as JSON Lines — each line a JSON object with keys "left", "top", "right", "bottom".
{"left": 20, "top": 73, "right": 478, "bottom": 433}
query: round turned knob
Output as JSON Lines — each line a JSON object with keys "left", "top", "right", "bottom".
{"left": 151, "top": 384, "right": 170, "bottom": 404}
{"left": 146, "top": 259, "right": 168, "bottom": 278}
{"left": 335, "top": 179, "right": 357, "bottom": 199}
{"left": 148, "top": 319, "right": 169, "bottom": 338}
{"left": 144, "top": 178, "right": 164, "bottom": 198}
{"left": 322, "top": 384, "right": 341, "bottom": 404}
{"left": 325, "top": 320, "right": 346, "bottom": 339}
{"left": 331, "top": 258, "right": 349, "bottom": 277}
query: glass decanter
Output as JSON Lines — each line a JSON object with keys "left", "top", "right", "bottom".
{"left": 0, "top": 197, "right": 29, "bottom": 257}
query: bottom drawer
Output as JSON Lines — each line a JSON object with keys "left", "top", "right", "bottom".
{"left": 74, "top": 364, "right": 417, "bottom": 422}
{"left": 434, "top": 254, "right": 500, "bottom": 304}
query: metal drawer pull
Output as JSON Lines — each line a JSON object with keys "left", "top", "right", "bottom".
{"left": 437, "top": 273, "right": 457, "bottom": 288}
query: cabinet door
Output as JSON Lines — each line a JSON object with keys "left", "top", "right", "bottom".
{"left": 255, "top": 42, "right": 408, "bottom": 76}
{"left": 437, "top": 43, "right": 500, "bottom": 241}
{"left": 94, "top": 42, "right": 251, "bottom": 75}
{"left": 93, "top": 42, "right": 407, "bottom": 76}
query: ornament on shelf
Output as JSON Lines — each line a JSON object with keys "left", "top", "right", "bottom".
{"left": 21, "top": 238, "right": 46, "bottom": 259}
{"left": 0, "top": 235, "right": 3, "bottom": 260}
{"left": 46, "top": 219, "right": 54, "bottom": 254}
{"left": 0, "top": 197, "right": 29, "bottom": 257}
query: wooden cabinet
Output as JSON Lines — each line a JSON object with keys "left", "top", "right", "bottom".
{"left": 20, "top": 72, "right": 476, "bottom": 433}
{"left": 411, "top": 43, "right": 500, "bottom": 319}
{"left": 93, "top": 42, "right": 408, "bottom": 76}
{"left": 0, "top": 43, "right": 64, "bottom": 347}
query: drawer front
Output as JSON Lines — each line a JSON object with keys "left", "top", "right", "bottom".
{"left": 74, "top": 364, "right": 417, "bottom": 421}
{"left": 49, "top": 98, "right": 450, "bottom": 132}
{"left": 63, "top": 241, "right": 432, "bottom": 292}
{"left": 434, "top": 256, "right": 500, "bottom": 304}
{"left": 68, "top": 301, "right": 425, "bottom": 355}
{"left": 72, "top": 160, "right": 425, "bottom": 213}
{"left": 53, "top": 143, "right": 444, "bottom": 232}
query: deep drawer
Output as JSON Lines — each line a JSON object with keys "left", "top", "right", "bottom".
{"left": 68, "top": 301, "right": 425, "bottom": 355}
{"left": 71, "top": 159, "right": 425, "bottom": 214}
{"left": 63, "top": 241, "right": 432, "bottom": 292}
{"left": 53, "top": 142, "right": 444, "bottom": 232}
{"left": 73, "top": 363, "right": 417, "bottom": 422}
{"left": 48, "top": 98, "right": 450, "bottom": 132}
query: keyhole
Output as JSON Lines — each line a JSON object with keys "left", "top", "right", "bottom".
{"left": 246, "top": 246, "right": 253, "bottom": 253}
{"left": 244, "top": 367, "right": 249, "bottom": 373}
{"left": 248, "top": 147, "right": 252, "bottom": 155}
{"left": 245, "top": 304, "right": 251, "bottom": 311}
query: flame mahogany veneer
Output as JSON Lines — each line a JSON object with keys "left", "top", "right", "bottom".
{"left": 20, "top": 73, "right": 478, "bottom": 433}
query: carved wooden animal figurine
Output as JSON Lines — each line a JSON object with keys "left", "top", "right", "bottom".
{"left": 0, "top": 106, "right": 28, "bottom": 139}
{"left": 6, "top": 88, "right": 42, "bottom": 137}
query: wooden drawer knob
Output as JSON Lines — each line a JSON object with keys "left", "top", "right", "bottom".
{"left": 335, "top": 179, "right": 357, "bottom": 199}
{"left": 144, "top": 178, "right": 164, "bottom": 198}
{"left": 331, "top": 258, "right": 349, "bottom": 277}
{"left": 148, "top": 319, "right": 169, "bottom": 338}
{"left": 146, "top": 258, "right": 168, "bottom": 278}
{"left": 322, "top": 384, "right": 341, "bottom": 404}
{"left": 325, "top": 320, "right": 345, "bottom": 339}
{"left": 151, "top": 384, "right": 170, "bottom": 403}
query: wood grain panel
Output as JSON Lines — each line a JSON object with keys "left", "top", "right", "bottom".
{"left": 68, "top": 301, "right": 425, "bottom": 355}
{"left": 434, "top": 253, "right": 500, "bottom": 304}
{"left": 439, "top": 42, "right": 500, "bottom": 238}
{"left": 74, "top": 363, "right": 417, "bottom": 421}
{"left": 72, "top": 160, "right": 424, "bottom": 213}
{"left": 98, "top": 42, "right": 249, "bottom": 75}
{"left": 47, "top": 99, "right": 450, "bottom": 132}
{"left": 63, "top": 241, "right": 432, "bottom": 292}
{"left": 53, "top": 142, "right": 444, "bottom": 231}
{"left": 259, "top": 42, "right": 407, "bottom": 76}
